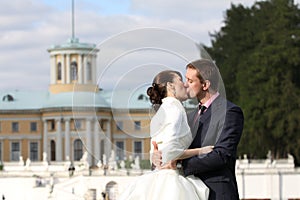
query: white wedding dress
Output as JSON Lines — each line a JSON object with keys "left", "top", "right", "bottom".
{"left": 118, "top": 97, "right": 209, "bottom": 200}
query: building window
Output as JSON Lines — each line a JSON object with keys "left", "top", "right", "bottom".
{"left": 74, "top": 119, "right": 83, "bottom": 130}
{"left": 0, "top": 142, "right": 2, "bottom": 161}
{"left": 30, "top": 142, "right": 38, "bottom": 161}
{"left": 116, "top": 121, "right": 123, "bottom": 131}
{"left": 133, "top": 141, "right": 142, "bottom": 159}
{"left": 49, "top": 120, "right": 55, "bottom": 131}
{"left": 74, "top": 139, "right": 83, "bottom": 161}
{"left": 86, "top": 62, "right": 92, "bottom": 81}
{"left": 30, "top": 122, "right": 37, "bottom": 132}
{"left": 137, "top": 94, "right": 149, "bottom": 101}
{"left": 71, "top": 61, "right": 78, "bottom": 81}
{"left": 50, "top": 140, "right": 56, "bottom": 161}
{"left": 100, "top": 120, "right": 107, "bottom": 131}
{"left": 57, "top": 62, "right": 62, "bottom": 80}
{"left": 134, "top": 121, "right": 141, "bottom": 131}
{"left": 11, "top": 142, "right": 20, "bottom": 161}
{"left": 116, "top": 141, "right": 125, "bottom": 161}
{"left": 2, "top": 94, "right": 14, "bottom": 102}
{"left": 12, "top": 122, "right": 19, "bottom": 132}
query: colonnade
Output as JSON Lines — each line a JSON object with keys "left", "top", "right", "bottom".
{"left": 50, "top": 53, "right": 97, "bottom": 85}
{"left": 42, "top": 117, "right": 111, "bottom": 166}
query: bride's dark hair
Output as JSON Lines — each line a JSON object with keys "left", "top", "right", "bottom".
{"left": 147, "top": 70, "right": 182, "bottom": 111}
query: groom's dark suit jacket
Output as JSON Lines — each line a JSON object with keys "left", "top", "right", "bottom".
{"left": 183, "top": 96, "right": 244, "bottom": 200}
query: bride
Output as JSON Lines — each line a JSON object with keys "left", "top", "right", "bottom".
{"left": 118, "top": 70, "right": 212, "bottom": 200}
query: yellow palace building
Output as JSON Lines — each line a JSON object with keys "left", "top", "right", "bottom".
{"left": 0, "top": 36, "right": 154, "bottom": 167}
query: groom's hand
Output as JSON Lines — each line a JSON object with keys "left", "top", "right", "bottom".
{"left": 151, "top": 141, "right": 162, "bottom": 169}
{"left": 161, "top": 160, "right": 177, "bottom": 170}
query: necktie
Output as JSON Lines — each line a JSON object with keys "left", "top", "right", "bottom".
{"left": 199, "top": 105, "right": 207, "bottom": 115}
{"left": 193, "top": 105, "right": 207, "bottom": 127}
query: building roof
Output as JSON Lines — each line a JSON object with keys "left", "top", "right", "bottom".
{"left": 0, "top": 85, "right": 197, "bottom": 112}
{"left": 100, "top": 86, "right": 197, "bottom": 110}
{"left": 44, "top": 91, "right": 110, "bottom": 108}
{"left": 100, "top": 86, "right": 152, "bottom": 110}
{"left": 0, "top": 90, "right": 48, "bottom": 110}
{"left": 47, "top": 38, "right": 98, "bottom": 52}
{"left": 0, "top": 88, "right": 151, "bottom": 111}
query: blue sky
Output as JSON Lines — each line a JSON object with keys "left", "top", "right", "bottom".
{"left": 0, "top": 0, "right": 299, "bottom": 91}
{"left": 42, "top": 0, "right": 131, "bottom": 14}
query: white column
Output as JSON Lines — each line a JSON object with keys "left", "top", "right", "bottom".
{"left": 61, "top": 54, "right": 65, "bottom": 84}
{"left": 56, "top": 119, "right": 62, "bottom": 161}
{"left": 50, "top": 55, "right": 56, "bottom": 84}
{"left": 94, "top": 118, "right": 100, "bottom": 163}
{"left": 86, "top": 118, "right": 92, "bottom": 165}
{"left": 83, "top": 56, "right": 87, "bottom": 84}
{"left": 43, "top": 120, "right": 48, "bottom": 154}
{"left": 64, "top": 119, "right": 70, "bottom": 160}
{"left": 78, "top": 54, "right": 83, "bottom": 84}
{"left": 92, "top": 55, "right": 97, "bottom": 84}
{"left": 270, "top": 171, "right": 281, "bottom": 200}
{"left": 105, "top": 119, "right": 111, "bottom": 160}
{"left": 66, "top": 54, "right": 70, "bottom": 84}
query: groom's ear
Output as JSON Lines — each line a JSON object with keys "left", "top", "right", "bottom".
{"left": 202, "top": 80, "right": 210, "bottom": 91}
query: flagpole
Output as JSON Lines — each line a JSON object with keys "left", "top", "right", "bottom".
{"left": 72, "top": 0, "right": 75, "bottom": 39}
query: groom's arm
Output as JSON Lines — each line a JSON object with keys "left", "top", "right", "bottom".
{"left": 183, "top": 105, "right": 244, "bottom": 175}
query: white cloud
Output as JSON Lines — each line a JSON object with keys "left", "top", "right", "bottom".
{"left": 0, "top": 0, "right": 51, "bottom": 30}
{"left": 95, "top": 27, "right": 206, "bottom": 90}
{"left": 1, "top": 0, "right": 298, "bottom": 91}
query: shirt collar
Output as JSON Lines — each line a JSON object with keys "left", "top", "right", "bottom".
{"left": 200, "top": 92, "right": 219, "bottom": 109}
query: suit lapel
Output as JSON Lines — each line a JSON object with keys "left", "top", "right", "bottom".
{"left": 188, "top": 109, "right": 199, "bottom": 139}
{"left": 201, "top": 96, "right": 227, "bottom": 146}
{"left": 188, "top": 106, "right": 212, "bottom": 147}
{"left": 188, "top": 96, "right": 227, "bottom": 147}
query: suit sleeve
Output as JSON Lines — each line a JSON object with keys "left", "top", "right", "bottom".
{"left": 183, "top": 105, "right": 244, "bottom": 175}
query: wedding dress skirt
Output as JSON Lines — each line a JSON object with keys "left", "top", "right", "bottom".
{"left": 118, "top": 169, "right": 209, "bottom": 200}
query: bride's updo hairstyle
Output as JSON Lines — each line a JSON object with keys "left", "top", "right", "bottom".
{"left": 147, "top": 70, "right": 182, "bottom": 111}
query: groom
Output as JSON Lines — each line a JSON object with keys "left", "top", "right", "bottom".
{"left": 152, "top": 59, "right": 244, "bottom": 200}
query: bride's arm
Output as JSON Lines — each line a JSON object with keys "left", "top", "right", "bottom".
{"left": 159, "top": 146, "right": 214, "bottom": 170}
{"left": 177, "top": 146, "right": 214, "bottom": 160}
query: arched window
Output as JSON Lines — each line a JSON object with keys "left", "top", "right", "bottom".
{"left": 105, "top": 181, "right": 118, "bottom": 200}
{"left": 137, "top": 94, "right": 148, "bottom": 101}
{"left": 2, "top": 94, "right": 14, "bottom": 102}
{"left": 57, "top": 62, "right": 62, "bottom": 80}
{"left": 71, "top": 61, "right": 78, "bottom": 81}
{"left": 74, "top": 139, "right": 83, "bottom": 161}
{"left": 86, "top": 62, "right": 92, "bottom": 81}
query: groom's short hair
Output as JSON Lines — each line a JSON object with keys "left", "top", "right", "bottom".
{"left": 186, "top": 59, "right": 220, "bottom": 91}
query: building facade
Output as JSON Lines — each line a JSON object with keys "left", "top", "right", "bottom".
{"left": 0, "top": 37, "right": 153, "bottom": 167}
